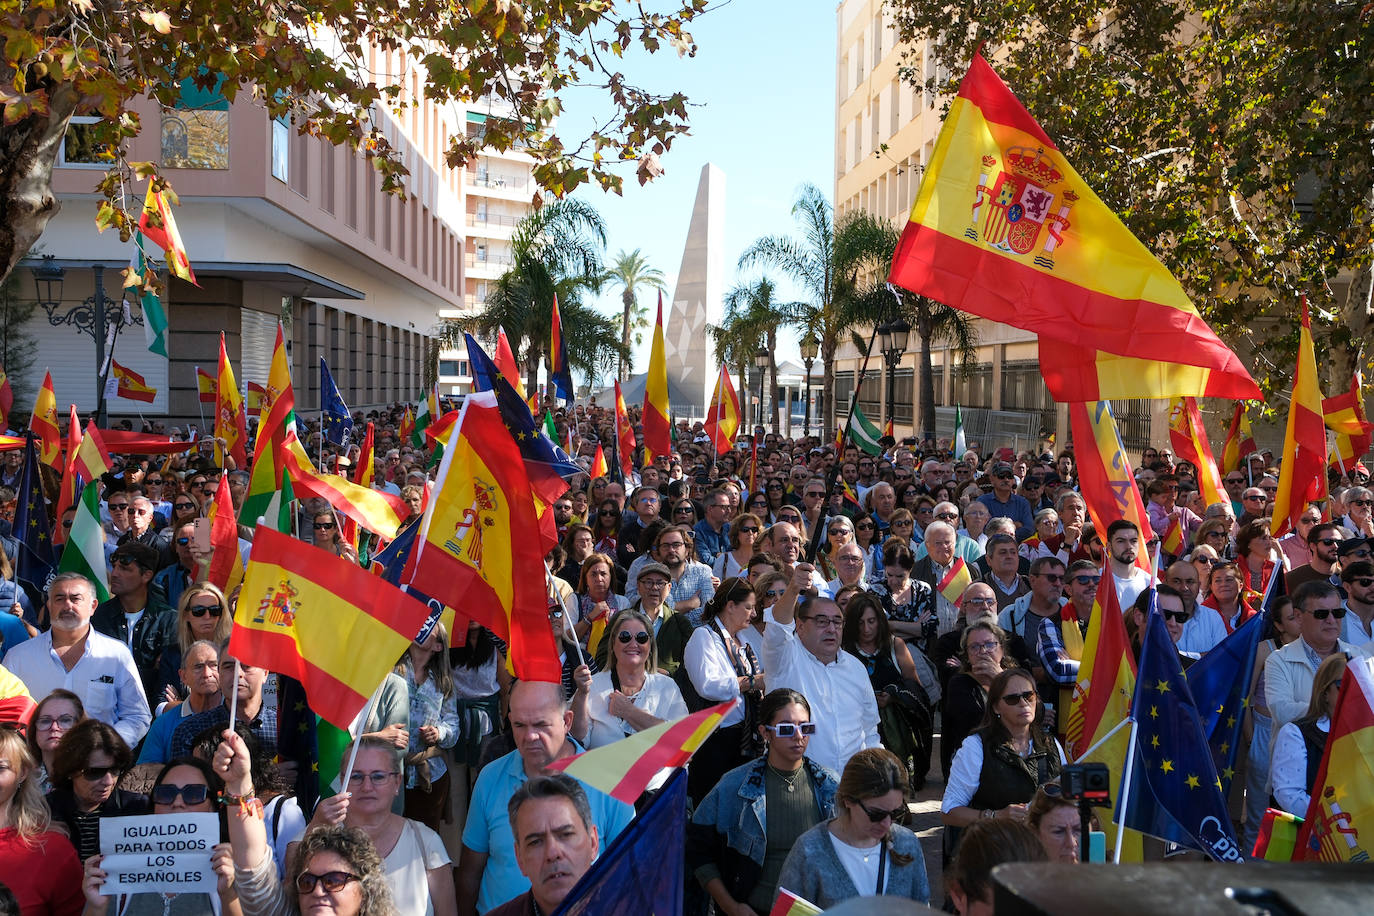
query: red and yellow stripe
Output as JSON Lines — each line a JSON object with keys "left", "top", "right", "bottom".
{"left": 1069, "top": 400, "right": 1154, "bottom": 575}
{"left": 1272, "top": 301, "right": 1328, "bottom": 535}
{"left": 1168, "top": 397, "right": 1227, "bottom": 509}
{"left": 614, "top": 381, "right": 636, "bottom": 479}
{"left": 704, "top": 364, "right": 741, "bottom": 455}
{"left": 282, "top": 434, "right": 406, "bottom": 539}
{"left": 642, "top": 293, "right": 671, "bottom": 460}
{"left": 31, "top": 372, "right": 61, "bottom": 467}
{"left": 215, "top": 334, "right": 248, "bottom": 468}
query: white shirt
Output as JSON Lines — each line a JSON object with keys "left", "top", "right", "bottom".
{"left": 941, "top": 733, "right": 1068, "bottom": 813}
{"left": 825, "top": 577, "right": 868, "bottom": 599}
{"left": 1113, "top": 567, "right": 1153, "bottom": 611}
{"left": 1343, "top": 606, "right": 1374, "bottom": 647}
{"left": 2, "top": 627, "right": 151, "bottom": 747}
{"left": 1178, "top": 605, "right": 1229, "bottom": 654}
{"left": 762, "top": 619, "right": 880, "bottom": 775}
{"left": 829, "top": 832, "right": 889, "bottom": 896}
{"left": 582, "top": 670, "right": 688, "bottom": 749}
{"left": 1270, "top": 716, "right": 1329, "bottom": 816}
{"left": 683, "top": 622, "right": 747, "bottom": 727}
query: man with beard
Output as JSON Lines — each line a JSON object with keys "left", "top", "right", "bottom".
{"left": 1286, "top": 522, "right": 1345, "bottom": 594}
{"left": 1107, "top": 520, "right": 1153, "bottom": 609}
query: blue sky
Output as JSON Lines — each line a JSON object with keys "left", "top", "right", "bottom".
{"left": 566, "top": 1, "right": 836, "bottom": 378}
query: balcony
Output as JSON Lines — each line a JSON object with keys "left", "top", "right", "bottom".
{"left": 467, "top": 212, "right": 522, "bottom": 228}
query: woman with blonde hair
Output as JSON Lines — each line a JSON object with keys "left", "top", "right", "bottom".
{"left": 1271, "top": 653, "right": 1350, "bottom": 817}
{"left": 572, "top": 608, "right": 687, "bottom": 749}
{"left": 397, "top": 622, "right": 460, "bottom": 832}
{"left": 157, "top": 583, "right": 232, "bottom": 707}
{"left": 0, "top": 725, "right": 86, "bottom": 913}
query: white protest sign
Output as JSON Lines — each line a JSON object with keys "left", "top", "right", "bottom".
{"left": 98, "top": 813, "right": 219, "bottom": 896}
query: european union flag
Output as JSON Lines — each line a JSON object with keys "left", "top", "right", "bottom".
{"left": 554, "top": 768, "right": 686, "bottom": 915}
{"left": 319, "top": 357, "right": 353, "bottom": 447}
{"left": 1120, "top": 591, "right": 1245, "bottom": 861}
{"left": 1186, "top": 600, "right": 1266, "bottom": 795}
{"left": 14, "top": 435, "right": 53, "bottom": 604}
{"left": 274, "top": 675, "right": 322, "bottom": 816}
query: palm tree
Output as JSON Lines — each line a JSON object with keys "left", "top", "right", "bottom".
{"left": 720, "top": 276, "right": 804, "bottom": 433}
{"left": 602, "top": 249, "right": 666, "bottom": 379}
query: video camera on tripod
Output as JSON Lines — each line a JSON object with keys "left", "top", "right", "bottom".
{"left": 1059, "top": 763, "right": 1111, "bottom": 862}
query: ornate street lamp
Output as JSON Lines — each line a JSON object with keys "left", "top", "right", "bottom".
{"left": 799, "top": 331, "right": 818, "bottom": 438}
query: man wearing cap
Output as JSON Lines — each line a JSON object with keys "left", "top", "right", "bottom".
{"left": 976, "top": 462, "right": 1034, "bottom": 540}
{"left": 93, "top": 542, "right": 176, "bottom": 709}
{"left": 1341, "top": 559, "right": 1374, "bottom": 646}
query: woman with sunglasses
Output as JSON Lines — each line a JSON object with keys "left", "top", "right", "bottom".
{"left": 713, "top": 512, "right": 764, "bottom": 581}
{"left": 218, "top": 732, "right": 397, "bottom": 916}
{"left": 764, "top": 478, "right": 788, "bottom": 520}
{"left": 157, "top": 584, "right": 232, "bottom": 709}
{"left": 572, "top": 609, "right": 687, "bottom": 749}
{"left": 815, "top": 515, "right": 854, "bottom": 582}
{"left": 852, "top": 516, "right": 879, "bottom": 580}
{"left": 941, "top": 668, "right": 1063, "bottom": 832}
{"left": 778, "top": 747, "right": 929, "bottom": 907}
{"left": 590, "top": 498, "right": 622, "bottom": 557}
{"left": 26, "top": 689, "right": 85, "bottom": 793}
{"left": 169, "top": 491, "right": 202, "bottom": 529}
{"left": 0, "top": 722, "right": 86, "bottom": 915}
{"left": 745, "top": 491, "right": 771, "bottom": 521}
{"left": 81, "top": 756, "right": 241, "bottom": 914}
{"left": 46, "top": 720, "right": 147, "bottom": 862}
{"left": 671, "top": 497, "right": 699, "bottom": 528}
{"left": 1193, "top": 517, "right": 1234, "bottom": 561}
{"left": 886, "top": 509, "right": 917, "bottom": 551}
{"left": 311, "top": 511, "right": 356, "bottom": 561}
{"left": 688, "top": 689, "right": 839, "bottom": 916}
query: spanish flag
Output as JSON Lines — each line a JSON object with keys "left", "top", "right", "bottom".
{"left": 31, "top": 372, "right": 60, "bottom": 467}
{"left": 138, "top": 182, "right": 196, "bottom": 283}
{"left": 1324, "top": 372, "right": 1372, "bottom": 470}
{"left": 73, "top": 420, "right": 112, "bottom": 482}
{"left": 1167, "top": 397, "right": 1226, "bottom": 509}
{"left": 1271, "top": 300, "right": 1328, "bottom": 536}
{"left": 704, "top": 364, "right": 741, "bottom": 455}
{"left": 214, "top": 334, "right": 248, "bottom": 468}
{"left": 1295, "top": 657, "right": 1374, "bottom": 862}
{"left": 1069, "top": 401, "right": 1154, "bottom": 575}
{"left": 888, "top": 53, "right": 1259, "bottom": 402}
{"left": 589, "top": 443, "right": 608, "bottom": 480}
{"left": 404, "top": 392, "right": 562, "bottom": 683}
{"left": 1220, "top": 402, "right": 1258, "bottom": 475}
{"left": 110, "top": 360, "right": 156, "bottom": 403}
{"left": 769, "top": 889, "right": 823, "bottom": 916}
{"left": 52, "top": 406, "right": 84, "bottom": 544}
{"left": 196, "top": 366, "right": 217, "bottom": 404}
{"left": 231, "top": 526, "right": 433, "bottom": 730}
{"left": 202, "top": 476, "right": 244, "bottom": 595}
{"left": 1161, "top": 516, "right": 1185, "bottom": 557}
{"left": 245, "top": 381, "right": 268, "bottom": 418}
{"left": 281, "top": 433, "right": 407, "bottom": 539}
{"left": 354, "top": 422, "right": 376, "bottom": 489}
{"left": 937, "top": 556, "right": 972, "bottom": 605}
{"left": 398, "top": 404, "right": 415, "bottom": 443}
{"left": 0, "top": 364, "right": 13, "bottom": 429}
{"left": 613, "top": 380, "right": 636, "bottom": 480}
{"left": 642, "top": 293, "right": 671, "bottom": 461}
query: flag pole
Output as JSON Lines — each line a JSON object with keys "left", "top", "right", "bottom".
{"left": 547, "top": 568, "right": 585, "bottom": 668}
{"left": 1072, "top": 716, "right": 1131, "bottom": 764}
{"left": 227, "top": 659, "right": 241, "bottom": 734}
{"left": 1112, "top": 715, "right": 1140, "bottom": 864}
{"left": 340, "top": 678, "right": 387, "bottom": 792}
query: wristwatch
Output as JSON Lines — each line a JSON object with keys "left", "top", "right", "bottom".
{"left": 981, "top": 808, "right": 996, "bottom": 820}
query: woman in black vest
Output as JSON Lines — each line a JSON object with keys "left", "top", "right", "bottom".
{"left": 1271, "top": 653, "right": 1349, "bottom": 817}
{"left": 940, "top": 668, "right": 1064, "bottom": 828}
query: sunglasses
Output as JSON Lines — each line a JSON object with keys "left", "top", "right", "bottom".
{"left": 313, "top": 522, "right": 336, "bottom": 530}
{"left": 1225, "top": 478, "right": 1244, "bottom": 485}
{"left": 1001, "top": 690, "right": 1036, "bottom": 707}
{"left": 1072, "top": 575, "right": 1101, "bottom": 586}
{"left": 1242, "top": 495, "right": 1264, "bottom": 502}
{"left": 1034, "top": 573, "right": 1064, "bottom": 583}
{"left": 1316, "top": 538, "right": 1342, "bottom": 546}
{"left": 1353, "top": 499, "right": 1373, "bottom": 507}
{"left": 175, "top": 503, "right": 195, "bottom": 510}
{"left": 856, "top": 523, "right": 875, "bottom": 530}
{"left": 616, "top": 630, "right": 650, "bottom": 645}
{"left": 295, "top": 871, "right": 362, "bottom": 894}
{"left": 1349, "top": 577, "right": 1374, "bottom": 588}
{"left": 764, "top": 588, "right": 787, "bottom": 599}
{"left": 828, "top": 527, "right": 851, "bottom": 536}
{"left": 189, "top": 603, "right": 223, "bottom": 618}
{"left": 1162, "top": 610, "right": 1190, "bottom": 623}
{"left": 599, "top": 510, "right": 619, "bottom": 516}
{"left": 176, "top": 537, "right": 191, "bottom": 546}
{"left": 152, "top": 783, "right": 210, "bottom": 806}
{"left": 738, "top": 525, "right": 760, "bottom": 534}
{"left": 108, "top": 503, "right": 129, "bottom": 511}
{"left": 935, "top": 512, "right": 959, "bottom": 521}
{"left": 112, "top": 557, "right": 148, "bottom": 571}
{"left": 994, "top": 471, "right": 1014, "bottom": 479}
{"left": 80, "top": 765, "right": 123, "bottom": 781}
{"left": 857, "top": 799, "right": 909, "bottom": 823}
{"left": 1308, "top": 606, "right": 1348, "bottom": 620}
{"left": 764, "top": 722, "right": 817, "bottom": 737}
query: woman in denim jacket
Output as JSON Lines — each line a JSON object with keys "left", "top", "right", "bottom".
{"left": 688, "top": 689, "right": 839, "bottom": 916}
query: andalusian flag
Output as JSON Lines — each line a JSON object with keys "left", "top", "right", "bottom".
{"left": 240, "top": 323, "right": 295, "bottom": 528}
{"left": 281, "top": 433, "right": 407, "bottom": 539}
{"left": 542, "top": 410, "right": 558, "bottom": 441}
{"left": 549, "top": 294, "right": 574, "bottom": 402}
{"left": 56, "top": 485, "right": 111, "bottom": 602}
{"left": 1069, "top": 400, "right": 1154, "bottom": 574}
{"left": 110, "top": 360, "right": 156, "bottom": 403}
{"left": 125, "top": 231, "right": 169, "bottom": 358}
{"left": 642, "top": 292, "right": 671, "bottom": 461}
{"left": 231, "top": 526, "right": 433, "bottom": 730}
{"left": 1168, "top": 397, "right": 1226, "bottom": 510}
{"left": 1271, "top": 300, "right": 1328, "bottom": 536}
{"left": 138, "top": 183, "right": 196, "bottom": 283}
{"left": 770, "top": 890, "right": 823, "bottom": 916}
{"left": 1220, "top": 402, "right": 1258, "bottom": 476}
{"left": 411, "top": 386, "right": 437, "bottom": 448}
{"left": 214, "top": 334, "right": 248, "bottom": 468}
{"left": 31, "top": 372, "right": 60, "bottom": 467}
{"left": 848, "top": 405, "right": 883, "bottom": 456}
{"left": 704, "top": 364, "right": 741, "bottom": 455}
{"left": 1324, "top": 372, "right": 1372, "bottom": 470}
{"left": 613, "top": 381, "right": 635, "bottom": 480}
{"left": 953, "top": 403, "right": 966, "bottom": 456}
{"left": 888, "top": 53, "right": 1258, "bottom": 402}
{"left": 548, "top": 699, "right": 739, "bottom": 803}
{"left": 937, "top": 557, "right": 972, "bottom": 604}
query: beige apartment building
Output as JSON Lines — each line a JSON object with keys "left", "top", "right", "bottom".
{"left": 831, "top": 0, "right": 1165, "bottom": 453}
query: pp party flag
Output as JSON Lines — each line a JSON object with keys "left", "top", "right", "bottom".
{"left": 550, "top": 294, "right": 574, "bottom": 402}
{"left": 613, "top": 381, "right": 635, "bottom": 481}
{"left": 31, "top": 371, "right": 60, "bottom": 466}
{"left": 124, "top": 231, "right": 169, "bottom": 358}
{"left": 1063, "top": 569, "right": 1142, "bottom": 862}
{"left": 214, "top": 333, "right": 248, "bottom": 468}
{"left": 1324, "top": 372, "right": 1372, "bottom": 470}
{"left": 403, "top": 392, "right": 562, "bottom": 683}
{"left": 952, "top": 403, "right": 966, "bottom": 457}
{"left": 937, "top": 556, "right": 972, "bottom": 605}
{"left": 1221, "top": 402, "right": 1258, "bottom": 476}
{"left": 138, "top": 182, "right": 196, "bottom": 283}
{"left": 13, "top": 436, "right": 54, "bottom": 597}
{"left": 1068, "top": 401, "right": 1154, "bottom": 574}
{"left": 704, "top": 364, "right": 741, "bottom": 455}
{"left": 52, "top": 406, "right": 84, "bottom": 545}
{"left": 55, "top": 483, "right": 111, "bottom": 603}
{"left": 196, "top": 366, "right": 217, "bottom": 403}
{"left": 848, "top": 404, "right": 884, "bottom": 456}
{"left": 240, "top": 323, "right": 295, "bottom": 529}
{"left": 494, "top": 329, "right": 524, "bottom": 398}
{"left": 318, "top": 357, "right": 354, "bottom": 446}
{"left": 642, "top": 292, "right": 671, "bottom": 461}
{"left": 1295, "top": 655, "right": 1374, "bottom": 862}
{"left": 589, "top": 443, "right": 608, "bottom": 480}
{"left": 231, "top": 526, "right": 432, "bottom": 730}
{"left": 1253, "top": 808, "right": 1303, "bottom": 862}
{"left": 0, "top": 364, "right": 12, "bottom": 429}
{"left": 548, "top": 700, "right": 739, "bottom": 804}
{"left": 1271, "top": 300, "right": 1328, "bottom": 536}
{"left": 770, "top": 889, "right": 823, "bottom": 916}
{"left": 281, "top": 433, "right": 407, "bottom": 539}
{"left": 1185, "top": 607, "right": 1265, "bottom": 796}
{"left": 888, "top": 53, "right": 1258, "bottom": 402}
{"left": 1167, "top": 397, "right": 1226, "bottom": 510}
{"left": 550, "top": 768, "right": 686, "bottom": 916}
{"left": 245, "top": 381, "right": 268, "bottom": 418}
{"left": 1119, "top": 597, "right": 1245, "bottom": 861}
{"left": 198, "top": 476, "right": 245, "bottom": 594}
{"left": 109, "top": 360, "right": 156, "bottom": 403}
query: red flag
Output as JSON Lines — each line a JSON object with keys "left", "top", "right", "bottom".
{"left": 589, "top": 443, "right": 608, "bottom": 479}
{"left": 202, "top": 476, "right": 244, "bottom": 593}
{"left": 1271, "top": 299, "right": 1327, "bottom": 536}
{"left": 614, "top": 380, "right": 635, "bottom": 480}
{"left": 0, "top": 364, "right": 13, "bottom": 428}
{"left": 53, "top": 405, "right": 83, "bottom": 544}
{"left": 1167, "top": 397, "right": 1226, "bottom": 509}
{"left": 196, "top": 367, "right": 217, "bottom": 404}
{"left": 1324, "top": 373, "right": 1372, "bottom": 470}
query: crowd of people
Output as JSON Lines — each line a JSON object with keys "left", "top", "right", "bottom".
{"left": 0, "top": 397, "right": 1370, "bottom": 914}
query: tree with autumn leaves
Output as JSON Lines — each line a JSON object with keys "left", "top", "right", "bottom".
{"left": 0, "top": 0, "right": 706, "bottom": 289}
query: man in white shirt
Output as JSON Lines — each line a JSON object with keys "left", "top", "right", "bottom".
{"left": 1264, "top": 580, "right": 1366, "bottom": 734}
{"left": 765, "top": 562, "right": 879, "bottom": 776}
{"left": 824, "top": 542, "right": 868, "bottom": 598}
{"left": 2, "top": 571, "right": 150, "bottom": 747}
{"left": 1107, "top": 520, "right": 1153, "bottom": 610}
{"left": 1166, "top": 561, "right": 1227, "bottom": 654}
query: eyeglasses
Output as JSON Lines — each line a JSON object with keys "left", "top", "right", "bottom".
{"left": 189, "top": 603, "right": 224, "bottom": 618}
{"left": 1261, "top": 486, "right": 1278, "bottom": 494}
{"left": 146, "top": 478, "right": 163, "bottom": 484}
{"left": 599, "top": 510, "right": 619, "bottom": 517}
{"left": 346, "top": 770, "right": 397, "bottom": 787}
{"left": 1242, "top": 495, "right": 1264, "bottom": 502}
{"left": 967, "top": 640, "right": 1000, "bottom": 654}
{"left": 857, "top": 799, "right": 908, "bottom": 823}
{"left": 962, "top": 597, "right": 996, "bottom": 608}
{"left": 739, "top": 525, "right": 760, "bottom": 534}
{"left": 1161, "top": 610, "right": 1190, "bottom": 624}
{"left": 1071, "top": 575, "right": 1101, "bottom": 586}
{"left": 295, "top": 871, "right": 362, "bottom": 894}
{"left": 1206, "top": 531, "right": 1228, "bottom": 539}
{"left": 1034, "top": 573, "right": 1064, "bottom": 583}
{"left": 313, "top": 522, "right": 336, "bottom": 530}
{"left": 152, "top": 783, "right": 210, "bottom": 806}
{"left": 79, "top": 765, "right": 123, "bottom": 781}
{"left": 1000, "top": 690, "right": 1037, "bottom": 706}
{"left": 639, "top": 578, "right": 669, "bottom": 589}
{"left": 674, "top": 506, "right": 695, "bottom": 514}
{"left": 1224, "top": 478, "right": 1244, "bottom": 485}
{"left": 1349, "top": 577, "right": 1374, "bottom": 588}
{"left": 1307, "top": 606, "right": 1348, "bottom": 620}
{"left": 35, "top": 714, "right": 77, "bottom": 730}
{"left": 174, "top": 502, "right": 195, "bottom": 511}
{"left": 764, "top": 722, "right": 817, "bottom": 737}
{"left": 658, "top": 540, "right": 686, "bottom": 550}
{"left": 112, "top": 557, "right": 147, "bottom": 571}
{"left": 801, "top": 615, "right": 843, "bottom": 629}
{"left": 616, "top": 630, "right": 651, "bottom": 645}
{"left": 130, "top": 507, "right": 150, "bottom": 516}
{"left": 935, "top": 512, "right": 959, "bottom": 521}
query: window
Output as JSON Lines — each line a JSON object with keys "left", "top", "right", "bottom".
{"left": 438, "top": 359, "right": 463, "bottom": 377}
{"left": 161, "top": 75, "right": 229, "bottom": 169}
{"left": 271, "top": 118, "right": 289, "bottom": 182}
{"left": 59, "top": 117, "right": 109, "bottom": 167}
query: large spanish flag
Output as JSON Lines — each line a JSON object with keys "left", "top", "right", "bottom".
{"left": 1069, "top": 401, "right": 1154, "bottom": 575}
{"left": 404, "top": 392, "right": 562, "bottom": 683}
{"left": 642, "top": 292, "right": 671, "bottom": 461}
{"left": 1270, "top": 301, "right": 1327, "bottom": 536}
{"left": 1324, "top": 372, "right": 1372, "bottom": 470}
{"left": 1295, "top": 657, "right": 1374, "bottom": 862}
{"left": 703, "top": 364, "right": 741, "bottom": 455}
{"left": 281, "top": 433, "right": 407, "bottom": 539}
{"left": 214, "top": 334, "right": 248, "bottom": 468}
{"left": 1167, "top": 397, "right": 1226, "bottom": 509}
{"left": 31, "top": 372, "right": 60, "bottom": 467}
{"left": 231, "top": 526, "right": 433, "bottom": 730}
{"left": 889, "top": 53, "right": 1259, "bottom": 402}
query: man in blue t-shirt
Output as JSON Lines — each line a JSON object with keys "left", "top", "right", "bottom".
{"left": 977, "top": 462, "right": 1034, "bottom": 540}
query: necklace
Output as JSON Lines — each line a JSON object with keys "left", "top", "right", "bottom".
{"left": 768, "top": 763, "right": 802, "bottom": 793}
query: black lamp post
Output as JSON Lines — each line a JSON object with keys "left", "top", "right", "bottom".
{"left": 754, "top": 346, "right": 770, "bottom": 432}
{"left": 878, "top": 317, "right": 910, "bottom": 433}
{"left": 799, "top": 331, "right": 818, "bottom": 438}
